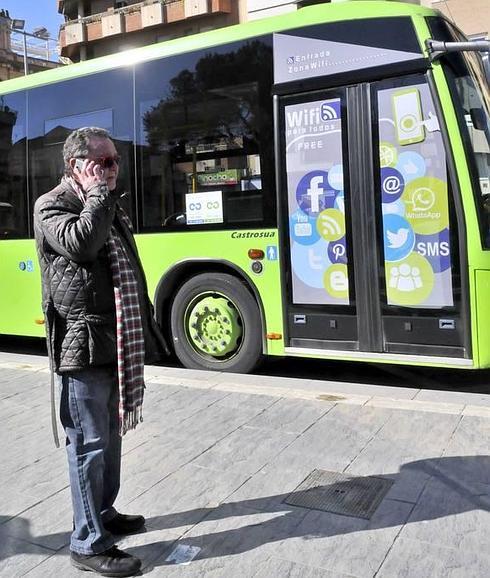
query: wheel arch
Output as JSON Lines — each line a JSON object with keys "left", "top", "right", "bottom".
{"left": 154, "top": 259, "right": 268, "bottom": 354}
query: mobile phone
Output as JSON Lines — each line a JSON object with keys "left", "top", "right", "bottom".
{"left": 74, "top": 158, "right": 84, "bottom": 172}
{"left": 392, "top": 88, "right": 425, "bottom": 146}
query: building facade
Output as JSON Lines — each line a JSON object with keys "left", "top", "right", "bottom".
{"left": 246, "top": 0, "right": 417, "bottom": 21}
{"left": 247, "top": 0, "right": 489, "bottom": 38}
{"left": 57, "top": 0, "right": 489, "bottom": 63}
{"left": 0, "top": 11, "right": 59, "bottom": 81}
{"left": 428, "top": 0, "right": 489, "bottom": 39}
{"left": 58, "top": 0, "right": 239, "bottom": 61}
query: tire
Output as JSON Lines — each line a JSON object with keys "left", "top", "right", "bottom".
{"left": 170, "top": 272, "right": 263, "bottom": 373}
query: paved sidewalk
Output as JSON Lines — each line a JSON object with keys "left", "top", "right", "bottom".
{"left": 0, "top": 351, "right": 489, "bottom": 577}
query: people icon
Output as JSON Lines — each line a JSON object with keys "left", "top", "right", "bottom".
{"left": 389, "top": 263, "right": 423, "bottom": 292}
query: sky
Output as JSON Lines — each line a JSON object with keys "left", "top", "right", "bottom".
{"left": 1, "top": 0, "right": 64, "bottom": 38}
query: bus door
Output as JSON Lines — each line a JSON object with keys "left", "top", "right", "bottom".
{"left": 277, "top": 75, "right": 469, "bottom": 362}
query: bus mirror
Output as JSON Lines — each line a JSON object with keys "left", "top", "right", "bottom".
{"left": 470, "top": 108, "right": 487, "bottom": 132}
{"left": 426, "top": 39, "right": 490, "bottom": 62}
{"left": 483, "top": 53, "right": 490, "bottom": 86}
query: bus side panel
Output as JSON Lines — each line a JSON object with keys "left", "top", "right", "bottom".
{"left": 135, "top": 229, "right": 286, "bottom": 356}
{"left": 0, "top": 239, "right": 44, "bottom": 337}
{"left": 475, "top": 270, "right": 490, "bottom": 368}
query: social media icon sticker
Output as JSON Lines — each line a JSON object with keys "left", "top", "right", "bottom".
{"left": 379, "top": 142, "right": 398, "bottom": 168}
{"left": 385, "top": 252, "right": 434, "bottom": 306}
{"left": 383, "top": 214, "right": 415, "bottom": 262}
{"left": 291, "top": 239, "right": 329, "bottom": 289}
{"left": 324, "top": 263, "right": 349, "bottom": 301}
{"left": 381, "top": 167, "right": 405, "bottom": 203}
{"left": 289, "top": 209, "right": 320, "bottom": 246}
{"left": 296, "top": 171, "right": 335, "bottom": 215}
{"left": 295, "top": 223, "right": 312, "bottom": 236}
{"left": 414, "top": 228, "right": 451, "bottom": 273}
{"left": 327, "top": 237, "right": 348, "bottom": 264}
{"left": 321, "top": 99, "right": 341, "bottom": 120}
{"left": 316, "top": 209, "right": 345, "bottom": 242}
{"left": 327, "top": 164, "right": 344, "bottom": 191}
{"left": 396, "top": 151, "right": 426, "bottom": 183}
{"left": 402, "top": 177, "right": 449, "bottom": 235}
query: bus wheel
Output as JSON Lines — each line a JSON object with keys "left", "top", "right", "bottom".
{"left": 170, "top": 273, "right": 262, "bottom": 373}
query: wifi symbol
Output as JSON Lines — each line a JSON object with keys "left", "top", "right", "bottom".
{"left": 319, "top": 214, "right": 342, "bottom": 239}
{"left": 321, "top": 103, "right": 339, "bottom": 120}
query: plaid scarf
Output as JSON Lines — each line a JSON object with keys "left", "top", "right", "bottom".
{"left": 66, "top": 176, "right": 145, "bottom": 435}
{"left": 107, "top": 224, "right": 146, "bottom": 435}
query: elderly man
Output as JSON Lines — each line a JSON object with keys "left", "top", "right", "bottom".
{"left": 34, "top": 127, "right": 167, "bottom": 577}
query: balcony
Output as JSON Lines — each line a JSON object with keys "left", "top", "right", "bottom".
{"left": 101, "top": 11, "right": 125, "bottom": 37}
{"left": 60, "top": 0, "right": 232, "bottom": 48}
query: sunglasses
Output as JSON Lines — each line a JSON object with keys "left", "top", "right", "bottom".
{"left": 94, "top": 155, "right": 121, "bottom": 169}
{"left": 76, "top": 155, "right": 121, "bottom": 169}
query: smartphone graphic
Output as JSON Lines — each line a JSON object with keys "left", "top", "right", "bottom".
{"left": 392, "top": 88, "right": 425, "bottom": 146}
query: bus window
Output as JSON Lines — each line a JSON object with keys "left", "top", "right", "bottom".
{"left": 0, "top": 92, "right": 27, "bottom": 239}
{"left": 27, "top": 69, "right": 135, "bottom": 221}
{"left": 445, "top": 52, "right": 490, "bottom": 246}
{"left": 135, "top": 39, "right": 275, "bottom": 232}
{"left": 428, "top": 17, "right": 490, "bottom": 248}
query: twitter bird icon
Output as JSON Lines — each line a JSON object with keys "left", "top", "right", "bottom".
{"left": 387, "top": 228, "right": 410, "bottom": 249}
{"left": 383, "top": 214, "right": 415, "bottom": 262}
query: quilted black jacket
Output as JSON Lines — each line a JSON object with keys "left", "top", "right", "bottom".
{"left": 34, "top": 180, "right": 167, "bottom": 373}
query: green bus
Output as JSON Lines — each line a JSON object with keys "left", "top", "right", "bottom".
{"left": 0, "top": 0, "right": 489, "bottom": 372}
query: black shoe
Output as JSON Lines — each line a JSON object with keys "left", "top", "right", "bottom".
{"left": 71, "top": 546, "right": 141, "bottom": 577}
{"left": 104, "top": 513, "right": 146, "bottom": 535}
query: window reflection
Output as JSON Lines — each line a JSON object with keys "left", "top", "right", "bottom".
{"left": 0, "top": 92, "right": 27, "bottom": 239}
{"left": 450, "top": 54, "right": 490, "bottom": 242}
{"left": 429, "top": 17, "right": 490, "bottom": 248}
{"left": 27, "top": 70, "right": 135, "bottom": 220}
{"left": 136, "top": 39, "right": 275, "bottom": 230}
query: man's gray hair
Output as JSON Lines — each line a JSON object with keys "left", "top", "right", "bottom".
{"left": 63, "top": 127, "right": 111, "bottom": 174}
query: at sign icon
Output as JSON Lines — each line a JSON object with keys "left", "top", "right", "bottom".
{"left": 321, "top": 103, "right": 339, "bottom": 120}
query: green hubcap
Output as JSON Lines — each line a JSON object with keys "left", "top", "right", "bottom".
{"left": 186, "top": 294, "right": 242, "bottom": 358}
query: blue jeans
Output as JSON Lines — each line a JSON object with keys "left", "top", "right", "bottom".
{"left": 59, "top": 366, "right": 121, "bottom": 555}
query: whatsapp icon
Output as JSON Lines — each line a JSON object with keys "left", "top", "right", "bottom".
{"left": 402, "top": 177, "right": 449, "bottom": 235}
{"left": 411, "top": 187, "right": 436, "bottom": 212}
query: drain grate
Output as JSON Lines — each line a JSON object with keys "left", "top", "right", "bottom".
{"left": 283, "top": 469, "right": 393, "bottom": 519}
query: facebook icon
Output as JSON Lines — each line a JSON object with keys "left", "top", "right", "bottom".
{"left": 296, "top": 170, "right": 333, "bottom": 216}
{"left": 307, "top": 176, "right": 324, "bottom": 213}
